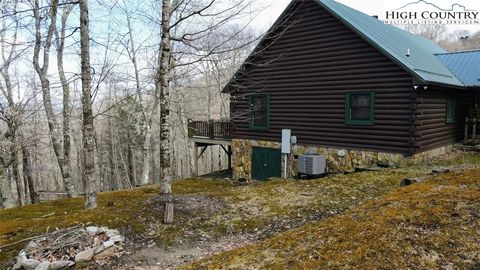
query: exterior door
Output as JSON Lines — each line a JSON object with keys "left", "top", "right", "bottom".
{"left": 251, "top": 147, "right": 281, "bottom": 180}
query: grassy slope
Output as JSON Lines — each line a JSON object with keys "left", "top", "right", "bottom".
{"left": 1, "top": 152, "right": 479, "bottom": 268}
{"left": 0, "top": 170, "right": 415, "bottom": 267}
{"left": 180, "top": 169, "right": 480, "bottom": 270}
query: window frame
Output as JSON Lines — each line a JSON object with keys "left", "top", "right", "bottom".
{"left": 248, "top": 93, "right": 270, "bottom": 131}
{"left": 446, "top": 95, "right": 456, "bottom": 124}
{"left": 344, "top": 91, "right": 375, "bottom": 126}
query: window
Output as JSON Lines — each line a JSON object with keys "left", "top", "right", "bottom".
{"left": 345, "top": 92, "right": 375, "bottom": 125}
{"left": 249, "top": 94, "right": 270, "bottom": 130}
{"left": 446, "top": 95, "right": 456, "bottom": 123}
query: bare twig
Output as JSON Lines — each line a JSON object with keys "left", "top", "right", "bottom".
{"left": 38, "top": 212, "right": 55, "bottom": 219}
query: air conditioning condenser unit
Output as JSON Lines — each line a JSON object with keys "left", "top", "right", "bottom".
{"left": 297, "top": 154, "right": 326, "bottom": 176}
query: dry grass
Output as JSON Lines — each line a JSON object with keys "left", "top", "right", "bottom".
{"left": 0, "top": 170, "right": 408, "bottom": 268}
{"left": 180, "top": 169, "right": 480, "bottom": 270}
{"left": 1, "top": 152, "right": 479, "bottom": 269}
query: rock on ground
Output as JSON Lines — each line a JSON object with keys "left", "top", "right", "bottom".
{"left": 86, "top": 226, "right": 99, "bottom": 234}
{"left": 34, "top": 261, "right": 51, "bottom": 270}
{"left": 50, "top": 261, "right": 74, "bottom": 270}
{"left": 75, "top": 248, "right": 95, "bottom": 263}
{"left": 21, "top": 259, "right": 41, "bottom": 270}
{"left": 110, "top": 235, "right": 125, "bottom": 243}
{"left": 94, "top": 246, "right": 119, "bottom": 260}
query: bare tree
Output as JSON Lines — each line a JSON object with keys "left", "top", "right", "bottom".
{"left": 55, "top": 4, "right": 76, "bottom": 196}
{"left": 157, "top": 0, "right": 173, "bottom": 197}
{"left": 442, "top": 30, "right": 480, "bottom": 51}
{"left": 33, "top": 0, "right": 78, "bottom": 197}
{"left": 398, "top": 24, "right": 447, "bottom": 43}
{"left": 153, "top": 0, "right": 258, "bottom": 223}
{"left": 0, "top": 1, "right": 41, "bottom": 206}
{"left": 119, "top": 2, "right": 158, "bottom": 186}
{"left": 156, "top": 0, "right": 174, "bottom": 224}
{"left": 0, "top": 1, "right": 23, "bottom": 206}
{"left": 79, "top": 0, "right": 97, "bottom": 209}
{"left": 0, "top": 0, "right": 260, "bottom": 209}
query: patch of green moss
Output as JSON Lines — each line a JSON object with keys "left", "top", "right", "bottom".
{"left": 2, "top": 152, "right": 479, "bottom": 269}
{"left": 180, "top": 169, "right": 480, "bottom": 270}
{"left": 173, "top": 179, "right": 236, "bottom": 195}
{"left": 0, "top": 186, "right": 159, "bottom": 267}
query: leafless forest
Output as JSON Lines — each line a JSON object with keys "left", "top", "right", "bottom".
{"left": 0, "top": 0, "right": 478, "bottom": 209}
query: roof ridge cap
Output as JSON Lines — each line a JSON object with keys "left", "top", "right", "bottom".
{"left": 435, "top": 49, "right": 480, "bottom": 55}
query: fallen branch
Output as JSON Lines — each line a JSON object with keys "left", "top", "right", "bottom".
{"left": 0, "top": 235, "right": 45, "bottom": 250}
{"left": 0, "top": 224, "right": 84, "bottom": 250}
{"left": 38, "top": 212, "right": 55, "bottom": 219}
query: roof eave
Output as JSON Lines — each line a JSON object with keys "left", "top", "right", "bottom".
{"left": 221, "top": 0, "right": 301, "bottom": 94}
{"left": 424, "top": 80, "right": 467, "bottom": 90}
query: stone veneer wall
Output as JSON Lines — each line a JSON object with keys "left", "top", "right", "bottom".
{"left": 232, "top": 139, "right": 454, "bottom": 180}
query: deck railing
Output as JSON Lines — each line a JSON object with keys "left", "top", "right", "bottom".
{"left": 464, "top": 117, "right": 480, "bottom": 145}
{"left": 188, "top": 120, "right": 233, "bottom": 139}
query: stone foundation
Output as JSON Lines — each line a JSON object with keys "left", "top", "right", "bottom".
{"left": 232, "top": 139, "right": 454, "bottom": 180}
{"left": 411, "top": 145, "right": 454, "bottom": 161}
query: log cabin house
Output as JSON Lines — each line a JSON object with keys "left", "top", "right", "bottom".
{"left": 189, "top": 0, "right": 480, "bottom": 180}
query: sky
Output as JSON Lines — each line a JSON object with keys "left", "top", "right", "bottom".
{"left": 252, "top": 0, "right": 480, "bottom": 33}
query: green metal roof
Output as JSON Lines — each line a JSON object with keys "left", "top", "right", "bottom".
{"left": 435, "top": 50, "right": 480, "bottom": 87}
{"left": 223, "top": 0, "right": 475, "bottom": 93}
{"left": 316, "top": 0, "right": 465, "bottom": 87}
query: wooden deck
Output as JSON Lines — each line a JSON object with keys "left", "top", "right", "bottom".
{"left": 188, "top": 120, "right": 233, "bottom": 140}
{"left": 188, "top": 120, "right": 233, "bottom": 176}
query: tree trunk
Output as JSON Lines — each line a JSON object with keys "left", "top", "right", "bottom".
{"left": 158, "top": 0, "right": 173, "bottom": 195}
{"left": 57, "top": 5, "right": 76, "bottom": 198}
{"left": 164, "top": 197, "right": 174, "bottom": 224}
{"left": 32, "top": 0, "right": 78, "bottom": 198}
{"left": 22, "top": 144, "right": 38, "bottom": 204}
{"left": 106, "top": 116, "right": 116, "bottom": 191}
{"left": 0, "top": 175, "right": 3, "bottom": 209}
{"left": 140, "top": 126, "right": 152, "bottom": 185}
{"left": 156, "top": 0, "right": 174, "bottom": 224}
{"left": 1, "top": 167, "right": 15, "bottom": 208}
{"left": 108, "top": 128, "right": 116, "bottom": 191}
{"left": 2, "top": 68, "right": 24, "bottom": 206}
{"left": 127, "top": 142, "right": 136, "bottom": 187}
{"left": 79, "top": 0, "right": 97, "bottom": 209}
{"left": 8, "top": 123, "right": 24, "bottom": 206}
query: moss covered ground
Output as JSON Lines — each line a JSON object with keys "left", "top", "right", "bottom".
{"left": 180, "top": 168, "right": 480, "bottom": 270}
{"left": 1, "top": 151, "right": 479, "bottom": 269}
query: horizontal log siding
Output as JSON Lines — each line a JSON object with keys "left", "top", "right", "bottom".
{"left": 230, "top": 0, "right": 415, "bottom": 154}
{"left": 414, "top": 88, "right": 474, "bottom": 152}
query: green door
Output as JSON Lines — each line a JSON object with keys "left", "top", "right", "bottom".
{"left": 251, "top": 147, "right": 281, "bottom": 180}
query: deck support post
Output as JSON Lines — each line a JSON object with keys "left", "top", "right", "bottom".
{"left": 464, "top": 117, "right": 470, "bottom": 144}
{"left": 187, "top": 119, "right": 233, "bottom": 177}
{"left": 194, "top": 143, "right": 199, "bottom": 176}
{"left": 473, "top": 118, "right": 477, "bottom": 144}
{"left": 228, "top": 145, "right": 232, "bottom": 170}
{"left": 220, "top": 145, "right": 233, "bottom": 170}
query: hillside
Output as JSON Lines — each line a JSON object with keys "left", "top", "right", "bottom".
{"left": 1, "top": 152, "right": 479, "bottom": 269}
{"left": 181, "top": 169, "right": 480, "bottom": 269}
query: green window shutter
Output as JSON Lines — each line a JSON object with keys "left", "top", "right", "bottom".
{"left": 248, "top": 94, "right": 270, "bottom": 131}
{"left": 446, "top": 95, "right": 456, "bottom": 124}
{"left": 345, "top": 91, "right": 375, "bottom": 126}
